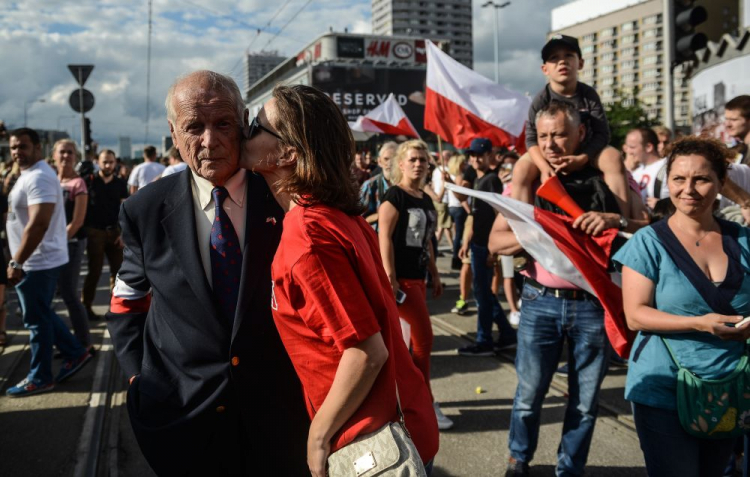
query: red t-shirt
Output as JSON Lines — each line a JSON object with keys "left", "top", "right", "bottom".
{"left": 271, "top": 204, "right": 438, "bottom": 461}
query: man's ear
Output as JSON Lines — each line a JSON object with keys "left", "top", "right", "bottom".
{"left": 578, "top": 124, "right": 586, "bottom": 143}
{"left": 168, "top": 120, "right": 178, "bottom": 151}
{"left": 242, "top": 109, "right": 250, "bottom": 139}
{"left": 541, "top": 63, "right": 549, "bottom": 76}
{"left": 578, "top": 57, "right": 584, "bottom": 70}
{"left": 644, "top": 142, "right": 655, "bottom": 154}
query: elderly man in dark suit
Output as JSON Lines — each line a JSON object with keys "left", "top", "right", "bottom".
{"left": 107, "top": 70, "right": 309, "bottom": 476}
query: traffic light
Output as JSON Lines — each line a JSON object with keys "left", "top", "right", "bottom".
{"left": 671, "top": 0, "right": 708, "bottom": 65}
{"left": 83, "top": 117, "right": 92, "bottom": 151}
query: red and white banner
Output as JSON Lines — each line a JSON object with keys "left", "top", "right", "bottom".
{"left": 350, "top": 93, "right": 421, "bottom": 138}
{"left": 446, "top": 184, "right": 634, "bottom": 358}
{"left": 425, "top": 41, "right": 530, "bottom": 152}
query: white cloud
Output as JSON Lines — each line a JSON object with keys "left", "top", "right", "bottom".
{"left": 1, "top": 0, "right": 571, "bottom": 151}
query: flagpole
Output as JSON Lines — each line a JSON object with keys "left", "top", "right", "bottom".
{"left": 437, "top": 135, "right": 446, "bottom": 170}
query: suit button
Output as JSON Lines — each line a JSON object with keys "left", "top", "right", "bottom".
{"left": 216, "top": 405, "right": 226, "bottom": 413}
{"left": 231, "top": 356, "right": 240, "bottom": 366}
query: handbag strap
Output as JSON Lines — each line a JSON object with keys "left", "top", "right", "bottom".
{"left": 659, "top": 336, "right": 684, "bottom": 370}
{"left": 395, "top": 382, "right": 406, "bottom": 427}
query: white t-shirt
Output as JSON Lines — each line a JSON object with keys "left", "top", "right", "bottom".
{"left": 431, "top": 166, "right": 461, "bottom": 207}
{"left": 161, "top": 162, "right": 188, "bottom": 177}
{"left": 7, "top": 160, "right": 69, "bottom": 271}
{"left": 631, "top": 158, "right": 668, "bottom": 202}
{"left": 128, "top": 161, "right": 166, "bottom": 189}
{"left": 721, "top": 164, "right": 750, "bottom": 209}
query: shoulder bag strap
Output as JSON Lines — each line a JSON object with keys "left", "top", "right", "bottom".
{"left": 659, "top": 336, "right": 684, "bottom": 370}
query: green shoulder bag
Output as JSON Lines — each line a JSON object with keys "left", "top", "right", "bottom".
{"left": 661, "top": 337, "right": 750, "bottom": 439}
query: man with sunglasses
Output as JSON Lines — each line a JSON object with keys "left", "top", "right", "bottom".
{"left": 107, "top": 70, "right": 308, "bottom": 476}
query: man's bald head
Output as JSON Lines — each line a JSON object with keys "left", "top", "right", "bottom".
{"left": 165, "top": 70, "right": 245, "bottom": 125}
{"left": 165, "top": 70, "right": 246, "bottom": 185}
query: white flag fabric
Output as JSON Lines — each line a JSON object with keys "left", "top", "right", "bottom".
{"left": 445, "top": 184, "right": 596, "bottom": 294}
{"left": 350, "top": 93, "right": 420, "bottom": 138}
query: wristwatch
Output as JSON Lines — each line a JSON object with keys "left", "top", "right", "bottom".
{"left": 8, "top": 260, "right": 23, "bottom": 270}
{"left": 618, "top": 215, "right": 628, "bottom": 231}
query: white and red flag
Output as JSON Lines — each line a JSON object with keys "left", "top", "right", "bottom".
{"left": 445, "top": 183, "right": 635, "bottom": 358}
{"left": 350, "top": 93, "right": 421, "bottom": 138}
{"left": 425, "top": 41, "right": 530, "bottom": 152}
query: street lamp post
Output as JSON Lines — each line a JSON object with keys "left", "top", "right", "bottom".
{"left": 24, "top": 98, "right": 46, "bottom": 127}
{"left": 481, "top": 1, "right": 511, "bottom": 83}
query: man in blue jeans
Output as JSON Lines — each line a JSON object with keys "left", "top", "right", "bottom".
{"left": 457, "top": 138, "right": 516, "bottom": 356}
{"left": 489, "top": 102, "right": 637, "bottom": 476}
{"left": 5, "top": 128, "right": 92, "bottom": 397}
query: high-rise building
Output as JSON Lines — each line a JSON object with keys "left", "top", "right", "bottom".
{"left": 550, "top": 0, "right": 739, "bottom": 128}
{"left": 118, "top": 136, "right": 132, "bottom": 160}
{"left": 372, "top": 0, "right": 473, "bottom": 68}
{"left": 244, "top": 51, "right": 286, "bottom": 96}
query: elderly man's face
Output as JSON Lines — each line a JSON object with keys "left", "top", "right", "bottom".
{"left": 536, "top": 112, "right": 584, "bottom": 168}
{"left": 169, "top": 81, "right": 242, "bottom": 185}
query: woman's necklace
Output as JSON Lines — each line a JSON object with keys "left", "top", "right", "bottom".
{"left": 672, "top": 219, "right": 714, "bottom": 247}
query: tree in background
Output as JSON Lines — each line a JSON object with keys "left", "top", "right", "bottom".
{"left": 605, "top": 87, "right": 659, "bottom": 150}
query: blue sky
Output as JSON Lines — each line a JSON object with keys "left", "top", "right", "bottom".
{"left": 0, "top": 0, "right": 567, "bottom": 152}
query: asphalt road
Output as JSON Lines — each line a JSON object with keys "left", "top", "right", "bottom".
{"left": 0, "top": 245, "right": 646, "bottom": 476}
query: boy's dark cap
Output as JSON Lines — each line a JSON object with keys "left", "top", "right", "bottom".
{"left": 467, "top": 138, "right": 492, "bottom": 155}
{"left": 541, "top": 34, "right": 582, "bottom": 62}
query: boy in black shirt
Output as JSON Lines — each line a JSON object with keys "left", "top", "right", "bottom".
{"left": 457, "top": 138, "right": 516, "bottom": 356}
{"left": 512, "top": 35, "right": 629, "bottom": 215}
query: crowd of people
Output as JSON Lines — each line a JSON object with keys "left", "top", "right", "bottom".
{"left": 4, "top": 31, "right": 750, "bottom": 477}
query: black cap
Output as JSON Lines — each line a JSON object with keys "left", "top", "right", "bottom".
{"left": 541, "top": 34, "right": 582, "bottom": 62}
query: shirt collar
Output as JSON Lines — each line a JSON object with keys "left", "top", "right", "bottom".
{"left": 190, "top": 168, "right": 247, "bottom": 211}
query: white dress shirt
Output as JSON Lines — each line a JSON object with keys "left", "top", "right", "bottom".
{"left": 190, "top": 169, "right": 247, "bottom": 286}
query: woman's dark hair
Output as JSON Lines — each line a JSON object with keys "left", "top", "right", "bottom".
{"left": 271, "top": 85, "right": 364, "bottom": 215}
{"left": 666, "top": 136, "right": 732, "bottom": 183}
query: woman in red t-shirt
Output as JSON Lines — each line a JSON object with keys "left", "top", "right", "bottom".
{"left": 241, "top": 85, "right": 439, "bottom": 476}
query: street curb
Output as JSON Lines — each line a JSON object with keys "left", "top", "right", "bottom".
{"left": 430, "top": 315, "right": 637, "bottom": 434}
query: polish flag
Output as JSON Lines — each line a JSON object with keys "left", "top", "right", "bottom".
{"left": 425, "top": 41, "right": 530, "bottom": 153}
{"left": 350, "top": 93, "right": 420, "bottom": 138}
{"left": 445, "top": 184, "right": 635, "bottom": 358}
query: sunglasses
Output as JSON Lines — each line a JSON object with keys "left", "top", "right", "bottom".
{"left": 248, "top": 116, "right": 282, "bottom": 141}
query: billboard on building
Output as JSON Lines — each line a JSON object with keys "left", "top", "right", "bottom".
{"left": 692, "top": 56, "right": 750, "bottom": 141}
{"left": 311, "top": 65, "right": 428, "bottom": 137}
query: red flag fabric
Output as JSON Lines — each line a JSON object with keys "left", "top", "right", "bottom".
{"left": 424, "top": 41, "right": 529, "bottom": 152}
{"left": 534, "top": 208, "right": 635, "bottom": 358}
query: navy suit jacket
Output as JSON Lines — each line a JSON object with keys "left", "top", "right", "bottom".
{"left": 107, "top": 170, "right": 309, "bottom": 476}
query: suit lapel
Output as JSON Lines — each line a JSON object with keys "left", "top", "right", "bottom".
{"left": 161, "top": 170, "right": 218, "bottom": 322}
{"left": 232, "top": 172, "right": 283, "bottom": 340}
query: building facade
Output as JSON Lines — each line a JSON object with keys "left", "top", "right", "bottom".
{"left": 372, "top": 0, "right": 473, "bottom": 67}
{"left": 550, "top": 0, "right": 739, "bottom": 128}
{"left": 243, "top": 51, "right": 286, "bottom": 96}
{"left": 244, "top": 32, "right": 431, "bottom": 139}
{"left": 118, "top": 136, "right": 132, "bottom": 160}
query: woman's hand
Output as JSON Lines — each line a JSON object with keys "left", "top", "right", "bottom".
{"left": 697, "top": 314, "right": 750, "bottom": 341}
{"left": 306, "top": 432, "right": 330, "bottom": 477}
{"left": 389, "top": 275, "right": 400, "bottom": 297}
{"left": 432, "top": 275, "right": 443, "bottom": 298}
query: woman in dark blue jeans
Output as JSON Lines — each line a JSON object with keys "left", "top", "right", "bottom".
{"left": 53, "top": 140, "right": 92, "bottom": 354}
{"left": 614, "top": 137, "right": 750, "bottom": 476}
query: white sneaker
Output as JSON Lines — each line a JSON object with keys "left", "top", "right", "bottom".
{"left": 433, "top": 402, "right": 454, "bottom": 430}
{"left": 509, "top": 311, "right": 521, "bottom": 326}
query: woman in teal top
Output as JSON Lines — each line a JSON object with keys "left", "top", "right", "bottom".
{"left": 613, "top": 137, "right": 750, "bottom": 477}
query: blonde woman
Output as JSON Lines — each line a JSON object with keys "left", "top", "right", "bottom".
{"left": 53, "top": 139, "right": 92, "bottom": 353}
{"left": 378, "top": 140, "right": 452, "bottom": 430}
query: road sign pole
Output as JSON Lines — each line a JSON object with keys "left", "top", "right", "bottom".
{"left": 79, "top": 70, "right": 86, "bottom": 155}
